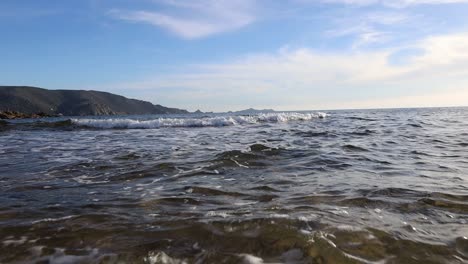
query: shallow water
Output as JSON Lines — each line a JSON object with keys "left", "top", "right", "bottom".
{"left": 0, "top": 108, "right": 467, "bottom": 263}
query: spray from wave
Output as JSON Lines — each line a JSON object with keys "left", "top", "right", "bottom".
{"left": 71, "top": 112, "right": 327, "bottom": 129}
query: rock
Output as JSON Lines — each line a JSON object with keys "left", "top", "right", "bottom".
{"left": 0, "top": 110, "right": 56, "bottom": 119}
{"left": 250, "top": 144, "right": 272, "bottom": 152}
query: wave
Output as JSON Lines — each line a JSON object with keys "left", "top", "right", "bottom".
{"left": 71, "top": 112, "right": 327, "bottom": 129}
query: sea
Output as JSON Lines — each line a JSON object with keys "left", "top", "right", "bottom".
{"left": 0, "top": 108, "right": 467, "bottom": 263}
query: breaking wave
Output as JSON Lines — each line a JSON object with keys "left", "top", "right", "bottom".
{"left": 71, "top": 112, "right": 327, "bottom": 129}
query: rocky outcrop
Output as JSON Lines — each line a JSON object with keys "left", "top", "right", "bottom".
{"left": 0, "top": 111, "right": 57, "bottom": 119}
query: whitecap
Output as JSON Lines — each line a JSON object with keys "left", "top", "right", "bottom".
{"left": 71, "top": 112, "right": 327, "bottom": 129}
{"left": 237, "top": 254, "right": 264, "bottom": 264}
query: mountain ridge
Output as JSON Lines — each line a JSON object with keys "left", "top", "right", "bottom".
{"left": 0, "top": 86, "right": 188, "bottom": 117}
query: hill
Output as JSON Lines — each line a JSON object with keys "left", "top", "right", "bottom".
{"left": 0, "top": 86, "right": 188, "bottom": 117}
{"left": 229, "top": 108, "right": 275, "bottom": 114}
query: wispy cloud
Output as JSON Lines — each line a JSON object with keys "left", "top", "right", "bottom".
{"left": 98, "top": 32, "right": 468, "bottom": 111}
{"left": 322, "top": 0, "right": 468, "bottom": 7}
{"left": 326, "top": 12, "right": 409, "bottom": 48}
{"left": 108, "top": 0, "right": 256, "bottom": 39}
{"left": 364, "top": 12, "right": 409, "bottom": 25}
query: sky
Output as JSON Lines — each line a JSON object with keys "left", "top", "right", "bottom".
{"left": 1, "top": 0, "right": 468, "bottom": 112}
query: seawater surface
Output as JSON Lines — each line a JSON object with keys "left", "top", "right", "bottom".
{"left": 0, "top": 108, "right": 467, "bottom": 263}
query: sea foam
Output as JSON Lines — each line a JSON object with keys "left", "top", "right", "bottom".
{"left": 71, "top": 112, "right": 327, "bottom": 129}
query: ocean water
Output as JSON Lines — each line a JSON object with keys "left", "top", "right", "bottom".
{"left": 0, "top": 108, "right": 467, "bottom": 263}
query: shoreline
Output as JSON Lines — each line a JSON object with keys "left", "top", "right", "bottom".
{"left": 0, "top": 111, "right": 60, "bottom": 120}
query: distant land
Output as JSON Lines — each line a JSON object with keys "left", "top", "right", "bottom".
{"left": 228, "top": 108, "right": 275, "bottom": 114}
{"left": 0, "top": 86, "right": 188, "bottom": 118}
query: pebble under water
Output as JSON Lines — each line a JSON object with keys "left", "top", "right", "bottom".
{"left": 0, "top": 108, "right": 467, "bottom": 263}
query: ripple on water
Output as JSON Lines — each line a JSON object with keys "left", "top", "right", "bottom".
{"left": 4, "top": 218, "right": 465, "bottom": 263}
{"left": 1, "top": 109, "right": 468, "bottom": 263}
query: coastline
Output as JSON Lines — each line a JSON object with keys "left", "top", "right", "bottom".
{"left": 0, "top": 111, "right": 59, "bottom": 120}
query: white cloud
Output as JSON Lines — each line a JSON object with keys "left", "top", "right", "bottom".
{"left": 325, "top": 12, "right": 409, "bottom": 48}
{"left": 322, "top": 0, "right": 468, "bottom": 7}
{"left": 326, "top": 24, "right": 391, "bottom": 48}
{"left": 100, "top": 32, "right": 468, "bottom": 111}
{"left": 385, "top": 0, "right": 468, "bottom": 7}
{"left": 108, "top": 0, "right": 255, "bottom": 39}
{"left": 364, "top": 12, "right": 409, "bottom": 25}
{"left": 333, "top": 87, "right": 468, "bottom": 109}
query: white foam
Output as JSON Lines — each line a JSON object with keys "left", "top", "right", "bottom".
{"left": 206, "top": 211, "right": 231, "bottom": 218}
{"left": 71, "top": 112, "right": 327, "bottom": 129}
{"left": 32, "top": 215, "right": 77, "bottom": 224}
{"left": 317, "top": 112, "right": 328, "bottom": 118}
{"left": 237, "top": 254, "right": 264, "bottom": 264}
{"left": 269, "top": 213, "right": 290, "bottom": 219}
{"left": 145, "top": 251, "right": 188, "bottom": 264}
{"left": 26, "top": 247, "right": 114, "bottom": 264}
{"left": 2, "top": 236, "right": 28, "bottom": 246}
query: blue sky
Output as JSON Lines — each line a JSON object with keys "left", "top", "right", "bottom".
{"left": 1, "top": 0, "right": 468, "bottom": 111}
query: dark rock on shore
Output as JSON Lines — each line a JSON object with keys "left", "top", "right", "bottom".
{"left": 0, "top": 111, "right": 57, "bottom": 119}
{"left": 0, "top": 86, "right": 189, "bottom": 117}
